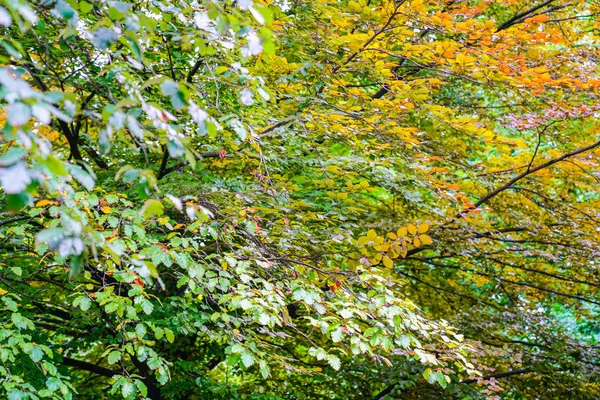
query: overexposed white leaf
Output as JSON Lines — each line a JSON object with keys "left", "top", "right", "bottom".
{"left": 194, "top": 12, "right": 211, "bottom": 30}
{"left": 237, "top": 0, "right": 253, "bottom": 10}
{"left": 249, "top": 7, "right": 265, "bottom": 25}
{"left": 241, "top": 31, "right": 262, "bottom": 57}
{"left": 0, "top": 6, "right": 12, "bottom": 27}
{"left": 7, "top": 102, "right": 31, "bottom": 126}
{"left": 32, "top": 104, "right": 51, "bottom": 125}
{"left": 0, "top": 162, "right": 31, "bottom": 193}
{"left": 240, "top": 88, "right": 254, "bottom": 106}
{"left": 58, "top": 237, "right": 84, "bottom": 257}
{"left": 189, "top": 101, "right": 208, "bottom": 125}
{"left": 186, "top": 206, "right": 197, "bottom": 221}
{"left": 165, "top": 194, "right": 183, "bottom": 211}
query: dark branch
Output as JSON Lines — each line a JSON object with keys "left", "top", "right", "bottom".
{"left": 61, "top": 356, "right": 119, "bottom": 378}
{"left": 496, "top": 0, "right": 557, "bottom": 32}
{"left": 157, "top": 151, "right": 223, "bottom": 180}
{"left": 372, "top": 383, "right": 397, "bottom": 400}
{"left": 187, "top": 58, "right": 204, "bottom": 83}
{"left": 468, "top": 138, "right": 600, "bottom": 212}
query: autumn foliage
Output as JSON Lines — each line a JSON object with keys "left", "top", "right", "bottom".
{"left": 1, "top": 0, "right": 600, "bottom": 399}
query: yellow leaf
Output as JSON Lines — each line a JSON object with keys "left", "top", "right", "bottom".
{"left": 420, "top": 234, "right": 432, "bottom": 245}
{"left": 369, "top": 253, "right": 383, "bottom": 265}
{"left": 382, "top": 256, "right": 393, "bottom": 269}
{"left": 325, "top": 165, "right": 340, "bottom": 174}
{"left": 407, "top": 224, "right": 417, "bottom": 235}
{"left": 387, "top": 232, "right": 397, "bottom": 240}
{"left": 102, "top": 206, "right": 112, "bottom": 214}
{"left": 397, "top": 227, "right": 407, "bottom": 237}
{"left": 413, "top": 237, "right": 421, "bottom": 247}
{"left": 0, "top": 287, "right": 7, "bottom": 295}
{"left": 36, "top": 199, "right": 57, "bottom": 207}
{"left": 157, "top": 217, "right": 169, "bottom": 225}
{"left": 374, "top": 243, "right": 390, "bottom": 252}
{"left": 418, "top": 223, "right": 429, "bottom": 233}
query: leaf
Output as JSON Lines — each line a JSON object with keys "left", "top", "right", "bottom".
{"left": 0, "top": 147, "right": 26, "bottom": 167}
{"left": 58, "top": 237, "right": 84, "bottom": 257}
{"left": 36, "top": 199, "right": 57, "bottom": 207}
{"left": 70, "top": 164, "right": 95, "bottom": 190}
{"left": 0, "top": 6, "right": 12, "bottom": 27}
{"left": 328, "top": 355, "right": 341, "bottom": 371}
{"left": 259, "top": 360, "right": 269, "bottom": 379}
{"left": 0, "top": 163, "right": 31, "bottom": 194}
{"left": 102, "top": 206, "right": 112, "bottom": 214}
{"left": 419, "top": 234, "right": 432, "bottom": 245}
{"left": 241, "top": 351, "right": 254, "bottom": 368}
{"left": 6, "top": 193, "right": 29, "bottom": 212}
{"left": 141, "top": 199, "right": 164, "bottom": 218}
{"left": 418, "top": 223, "right": 429, "bottom": 233}
{"left": 7, "top": 103, "right": 31, "bottom": 126}
{"left": 36, "top": 227, "right": 66, "bottom": 248}
{"left": 92, "top": 28, "right": 118, "bottom": 49}
{"left": 79, "top": 296, "right": 91, "bottom": 311}
{"left": 382, "top": 255, "right": 393, "bottom": 269}
{"left": 141, "top": 299, "right": 153, "bottom": 315}
{"left": 165, "top": 329, "right": 175, "bottom": 343}
{"left": 107, "top": 351, "right": 121, "bottom": 365}
{"left": 29, "top": 346, "right": 44, "bottom": 362}
{"left": 134, "top": 380, "right": 147, "bottom": 397}
{"left": 407, "top": 224, "right": 417, "bottom": 235}
{"left": 44, "top": 155, "right": 68, "bottom": 177}
{"left": 46, "top": 377, "right": 62, "bottom": 392}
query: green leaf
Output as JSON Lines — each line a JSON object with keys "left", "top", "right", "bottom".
{"left": 141, "top": 199, "right": 164, "bottom": 218}
{"left": 5, "top": 192, "right": 29, "bottom": 212}
{"left": 134, "top": 380, "right": 147, "bottom": 398}
{"left": 241, "top": 351, "right": 254, "bottom": 368}
{"left": 46, "top": 377, "right": 62, "bottom": 392}
{"left": 165, "top": 329, "right": 175, "bottom": 343}
{"left": 29, "top": 346, "right": 44, "bottom": 362}
{"left": 43, "top": 155, "right": 69, "bottom": 177}
{"left": 328, "top": 354, "right": 341, "bottom": 371}
{"left": 121, "top": 381, "right": 134, "bottom": 398}
{"left": 107, "top": 351, "right": 121, "bottom": 365}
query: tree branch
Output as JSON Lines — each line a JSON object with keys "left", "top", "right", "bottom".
{"left": 157, "top": 151, "right": 224, "bottom": 180}
{"left": 468, "top": 138, "right": 600, "bottom": 212}
{"left": 372, "top": 383, "right": 397, "bottom": 400}
{"left": 187, "top": 58, "right": 203, "bottom": 83}
{"left": 496, "top": 0, "right": 557, "bottom": 32}
{"left": 61, "top": 356, "right": 119, "bottom": 378}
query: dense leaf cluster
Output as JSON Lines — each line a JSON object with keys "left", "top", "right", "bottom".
{"left": 1, "top": 0, "right": 600, "bottom": 399}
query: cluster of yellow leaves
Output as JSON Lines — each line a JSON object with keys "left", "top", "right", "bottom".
{"left": 349, "top": 223, "right": 432, "bottom": 269}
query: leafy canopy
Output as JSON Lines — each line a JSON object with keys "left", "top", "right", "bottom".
{"left": 0, "top": 0, "right": 600, "bottom": 399}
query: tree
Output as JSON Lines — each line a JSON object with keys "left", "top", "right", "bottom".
{"left": 0, "top": 0, "right": 599, "bottom": 398}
